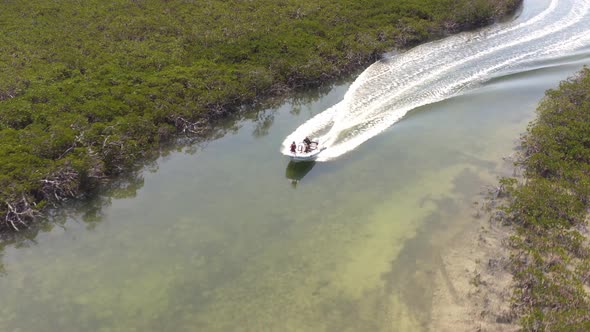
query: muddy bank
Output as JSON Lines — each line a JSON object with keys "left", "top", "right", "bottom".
{"left": 429, "top": 207, "right": 517, "bottom": 331}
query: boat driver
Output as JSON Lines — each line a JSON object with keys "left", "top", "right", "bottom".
{"left": 305, "top": 137, "right": 313, "bottom": 151}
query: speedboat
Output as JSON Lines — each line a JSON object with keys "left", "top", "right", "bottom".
{"left": 288, "top": 141, "right": 326, "bottom": 162}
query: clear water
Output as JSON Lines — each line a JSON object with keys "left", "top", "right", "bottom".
{"left": 1, "top": 0, "right": 589, "bottom": 331}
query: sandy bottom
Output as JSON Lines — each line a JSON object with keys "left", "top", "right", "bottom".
{"left": 429, "top": 213, "right": 518, "bottom": 332}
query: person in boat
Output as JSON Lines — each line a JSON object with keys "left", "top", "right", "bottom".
{"left": 303, "top": 136, "right": 312, "bottom": 152}
{"left": 290, "top": 141, "right": 297, "bottom": 154}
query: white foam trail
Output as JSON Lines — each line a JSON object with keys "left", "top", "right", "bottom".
{"left": 362, "top": 0, "right": 560, "bottom": 86}
{"left": 281, "top": 0, "right": 590, "bottom": 161}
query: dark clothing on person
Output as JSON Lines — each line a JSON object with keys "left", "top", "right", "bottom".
{"left": 303, "top": 137, "right": 312, "bottom": 145}
{"left": 290, "top": 142, "right": 297, "bottom": 153}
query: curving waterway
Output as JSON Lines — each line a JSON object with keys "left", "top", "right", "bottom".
{"left": 1, "top": 0, "right": 590, "bottom": 331}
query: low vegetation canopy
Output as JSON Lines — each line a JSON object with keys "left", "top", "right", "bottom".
{"left": 497, "top": 68, "right": 590, "bottom": 331}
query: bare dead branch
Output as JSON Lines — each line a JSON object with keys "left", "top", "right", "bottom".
{"left": 4, "top": 195, "right": 38, "bottom": 231}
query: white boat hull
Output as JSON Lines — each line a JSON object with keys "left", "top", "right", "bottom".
{"left": 289, "top": 148, "right": 325, "bottom": 162}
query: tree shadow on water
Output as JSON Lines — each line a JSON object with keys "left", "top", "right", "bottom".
{"left": 0, "top": 170, "right": 147, "bottom": 276}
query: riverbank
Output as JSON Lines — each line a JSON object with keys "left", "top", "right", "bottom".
{"left": 429, "top": 186, "right": 518, "bottom": 331}
{"left": 434, "top": 68, "right": 590, "bottom": 331}
{"left": 0, "top": 0, "right": 522, "bottom": 232}
{"left": 499, "top": 68, "right": 590, "bottom": 330}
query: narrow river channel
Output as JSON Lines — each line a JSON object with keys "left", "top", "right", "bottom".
{"left": 1, "top": 0, "right": 589, "bottom": 331}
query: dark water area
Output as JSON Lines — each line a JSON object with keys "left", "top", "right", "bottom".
{"left": 1, "top": 0, "right": 590, "bottom": 331}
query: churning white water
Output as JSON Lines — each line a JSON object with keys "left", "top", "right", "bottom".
{"left": 281, "top": 0, "right": 590, "bottom": 161}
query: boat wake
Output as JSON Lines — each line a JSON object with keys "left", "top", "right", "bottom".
{"left": 281, "top": 0, "right": 590, "bottom": 161}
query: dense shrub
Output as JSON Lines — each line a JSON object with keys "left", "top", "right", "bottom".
{"left": 498, "top": 68, "right": 590, "bottom": 331}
